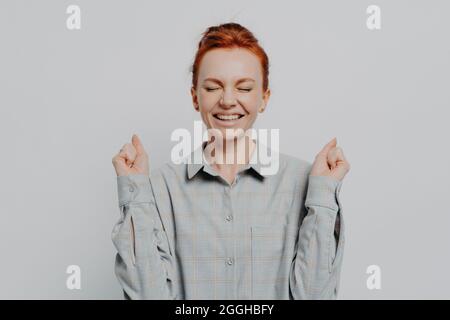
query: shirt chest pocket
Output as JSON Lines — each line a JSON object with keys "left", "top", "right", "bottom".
{"left": 250, "top": 224, "right": 298, "bottom": 299}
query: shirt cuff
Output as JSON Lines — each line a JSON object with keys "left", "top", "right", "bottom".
{"left": 305, "top": 175, "right": 342, "bottom": 212}
{"left": 117, "top": 174, "right": 154, "bottom": 206}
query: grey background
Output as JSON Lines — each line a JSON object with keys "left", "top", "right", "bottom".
{"left": 1, "top": 0, "right": 449, "bottom": 299}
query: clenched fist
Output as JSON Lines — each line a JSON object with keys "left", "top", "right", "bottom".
{"left": 112, "top": 134, "right": 149, "bottom": 177}
{"left": 310, "top": 137, "right": 350, "bottom": 181}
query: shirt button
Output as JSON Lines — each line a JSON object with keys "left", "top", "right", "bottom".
{"left": 226, "top": 215, "right": 233, "bottom": 222}
{"left": 129, "top": 186, "right": 135, "bottom": 192}
{"left": 226, "top": 257, "right": 234, "bottom": 266}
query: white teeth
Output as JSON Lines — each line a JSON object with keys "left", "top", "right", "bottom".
{"left": 215, "top": 114, "right": 241, "bottom": 120}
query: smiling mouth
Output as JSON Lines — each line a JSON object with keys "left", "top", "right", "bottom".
{"left": 213, "top": 114, "right": 245, "bottom": 121}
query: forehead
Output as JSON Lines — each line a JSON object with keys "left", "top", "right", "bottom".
{"left": 198, "top": 48, "right": 262, "bottom": 82}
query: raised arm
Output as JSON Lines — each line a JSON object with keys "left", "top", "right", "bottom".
{"left": 289, "top": 138, "right": 350, "bottom": 299}
{"left": 111, "top": 134, "right": 178, "bottom": 299}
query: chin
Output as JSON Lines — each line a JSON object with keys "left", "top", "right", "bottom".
{"left": 222, "top": 127, "right": 250, "bottom": 141}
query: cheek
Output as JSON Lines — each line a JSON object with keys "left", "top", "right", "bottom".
{"left": 241, "top": 95, "right": 261, "bottom": 114}
{"left": 198, "top": 93, "right": 218, "bottom": 112}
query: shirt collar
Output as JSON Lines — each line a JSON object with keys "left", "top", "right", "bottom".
{"left": 186, "top": 139, "right": 272, "bottom": 180}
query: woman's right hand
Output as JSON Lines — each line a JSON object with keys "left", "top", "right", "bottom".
{"left": 112, "top": 134, "right": 149, "bottom": 177}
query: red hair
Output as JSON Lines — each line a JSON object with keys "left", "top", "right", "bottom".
{"left": 191, "top": 23, "right": 270, "bottom": 92}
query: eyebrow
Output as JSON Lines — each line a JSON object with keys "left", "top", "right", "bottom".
{"left": 203, "top": 77, "right": 255, "bottom": 85}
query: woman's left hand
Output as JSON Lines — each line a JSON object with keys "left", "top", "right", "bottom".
{"left": 310, "top": 137, "right": 350, "bottom": 181}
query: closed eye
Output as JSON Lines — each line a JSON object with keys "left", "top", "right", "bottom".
{"left": 205, "top": 87, "right": 252, "bottom": 92}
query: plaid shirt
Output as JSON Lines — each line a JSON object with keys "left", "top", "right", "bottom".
{"left": 112, "top": 140, "right": 344, "bottom": 299}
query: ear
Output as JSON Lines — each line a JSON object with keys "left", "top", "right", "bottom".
{"left": 191, "top": 87, "right": 199, "bottom": 112}
{"left": 259, "top": 88, "right": 271, "bottom": 113}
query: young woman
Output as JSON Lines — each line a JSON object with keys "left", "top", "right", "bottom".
{"left": 111, "top": 23, "right": 350, "bottom": 300}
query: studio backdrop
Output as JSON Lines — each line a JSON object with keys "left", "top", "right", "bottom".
{"left": 1, "top": 0, "right": 449, "bottom": 299}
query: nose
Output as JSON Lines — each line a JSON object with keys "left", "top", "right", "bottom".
{"left": 220, "top": 88, "right": 238, "bottom": 108}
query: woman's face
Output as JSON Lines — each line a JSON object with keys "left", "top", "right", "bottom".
{"left": 191, "top": 48, "right": 271, "bottom": 141}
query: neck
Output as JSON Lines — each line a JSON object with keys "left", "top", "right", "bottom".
{"left": 204, "top": 134, "right": 256, "bottom": 182}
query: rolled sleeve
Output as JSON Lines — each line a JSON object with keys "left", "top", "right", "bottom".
{"left": 290, "top": 174, "right": 345, "bottom": 299}
{"left": 112, "top": 173, "right": 178, "bottom": 299}
{"left": 304, "top": 175, "right": 342, "bottom": 212}
{"left": 306, "top": 175, "right": 344, "bottom": 271}
{"left": 117, "top": 174, "right": 154, "bottom": 206}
